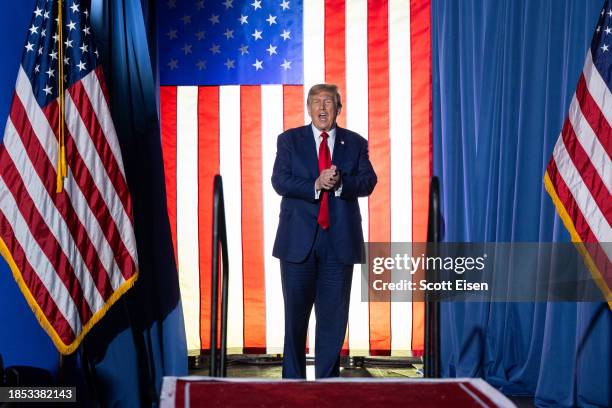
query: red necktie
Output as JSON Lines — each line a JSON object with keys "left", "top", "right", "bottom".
{"left": 317, "top": 132, "right": 331, "bottom": 229}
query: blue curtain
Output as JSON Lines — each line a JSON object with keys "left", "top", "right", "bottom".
{"left": 432, "top": 1, "right": 611, "bottom": 407}
{"left": 80, "top": 0, "right": 187, "bottom": 405}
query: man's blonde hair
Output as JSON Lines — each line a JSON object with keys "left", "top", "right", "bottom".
{"left": 307, "top": 84, "right": 343, "bottom": 109}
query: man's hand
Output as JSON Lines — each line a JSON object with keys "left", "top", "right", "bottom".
{"left": 316, "top": 165, "right": 340, "bottom": 191}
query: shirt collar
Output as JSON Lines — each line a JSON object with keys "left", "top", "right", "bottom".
{"left": 311, "top": 123, "right": 336, "bottom": 141}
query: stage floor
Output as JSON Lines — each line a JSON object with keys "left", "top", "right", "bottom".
{"left": 189, "top": 356, "right": 423, "bottom": 380}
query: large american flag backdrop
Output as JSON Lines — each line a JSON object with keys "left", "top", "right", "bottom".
{"left": 544, "top": 2, "right": 612, "bottom": 307}
{"left": 160, "top": 0, "right": 431, "bottom": 355}
{"left": 0, "top": 0, "right": 139, "bottom": 354}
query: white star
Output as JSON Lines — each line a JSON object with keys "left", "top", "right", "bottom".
{"left": 224, "top": 58, "right": 235, "bottom": 69}
{"left": 77, "top": 60, "right": 86, "bottom": 71}
{"left": 25, "top": 42, "right": 34, "bottom": 52}
{"left": 209, "top": 43, "right": 221, "bottom": 54}
{"left": 82, "top": 25, "right": 91, "bottom": 35}
{"left": 196, "top": 60, "right": 206, "bottom": 70}
{"left": 46, "top": 67, "right": 55, "bottom": 78}
{"left": 84, "top": 9, "right": 89, "bottom": 18}
{"left": 195, "top": 30, "right": 206, "bottom": 40}
{"left": 605, "top": 26, "right": 612, "bottom": 35}
{"left": 266, "top": 14, "right": 277, "bottom": 25}
{"left": 70, "top": 2, "right": 79, "bottom": 13}
{"left": 50, "top": 50, "right": 58, "bottom": 60}
{"left": 43, "top": 10, "right": 49, "bottom": 19}
{"left": 223, "top": 29, "right": 234, "bottom": 39}
{"left": 34, "top": 64, "right": 40, "bottom": 73}
{"left": 222, "top": 0, "right": 233, "bottom": 9}
{"left": 280, "top": 0, "right": 290, "bottom": 11}
{"left": 167, "top": 29, "right": 178, "bottom": 39}
{"left": 608, "top": 9, "right": 612, "bottom": 17}
{"left": 252, "top": 0, "right": 262, "bottom": 10}
{"left": 266, "top": 44, "right": 277, "bottom": 55}
{"left": 239, "top": 15, "right": 248, "bottom": 25}
{"left": 168, "top": 58, "right": 178, "bottom": 69}
{"left": 182, "top": 43, "right": 193, "bottom": 54}
{"left": 67, "top": 20, "right": 77, "bottom": 31}
{"left": 29, "top": 24, "right": 38, "bottom": 35}
{"left": 53, "top": 33, "right": 59, "bottom": 42}
{"left": 602, "top": 44, "right": 610, "bottom": 52}
{"left": 167, "top": 0, "right": 176, "bottom": 8}
{"left": 238, "top": 44, "right": 249, "bottom": 55}
{"left": 280, "top": 29, "right": 291, "bottom": 41}
{"left": 41, "top": 28, "right": 46, "bottom": 37}
{"left": 252, "top": 59, "right": 263, "bottom": 70}
{"left": 182, "top": 14, "right": 192, "bottom": 24}
{"left": 80, "top": 43, "right": 88, "bottom": 53}
{"left": 252, "top": 29, "right": 263, "bottom": 40}
{"left": 209, "top": 14, "right": 219, "bottom": 25}
{"left": 281, "top": 59, "right": 291, "bottom": 70}
{"left": 64, "top": 56, "right": 70, "bottom": 65}
{"left": 34, "top": 7, "right": 43, "bottom": 17}
{"left": 65, "top": 38, "right": 73, "bottom": 48}
{"left": 43, "top": 84, "right": 53, "bottom": 95}
{"left": 38, "top": 47, "right": 43, "bottom": 55}
{"left": 195, "top": 1, "right": 204, "bottom": 10}
{"left": 94, "top": 48, "right": 99, "bottom": 58}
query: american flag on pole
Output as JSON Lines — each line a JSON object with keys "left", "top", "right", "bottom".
{"left": 544, "top": 2, "right": 612, "bottom": 307}
{"left": 160, "top": 0, "right": 431, "bottom": 356}
{"left": 0, "top": 0, "right": 139, "bottom": 354}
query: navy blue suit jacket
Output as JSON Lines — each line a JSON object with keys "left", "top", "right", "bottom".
{"left": 271, "top": 125, "right": 377, "bottom": 265}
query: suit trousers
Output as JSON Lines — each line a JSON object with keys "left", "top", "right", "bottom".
{"left": 280, "top": 227, "right": 353, "bottom": 379}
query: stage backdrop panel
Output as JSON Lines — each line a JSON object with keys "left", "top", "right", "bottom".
{"left": 159, "top": 0, "right": 432, "bottom": 356}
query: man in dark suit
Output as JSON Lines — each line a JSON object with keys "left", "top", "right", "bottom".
{"left": 272, "top": 83, "right": 377, "bottom": 379}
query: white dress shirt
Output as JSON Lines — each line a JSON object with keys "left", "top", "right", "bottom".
{"left": 312, "top": 124, "right": 342, "bottom": 198}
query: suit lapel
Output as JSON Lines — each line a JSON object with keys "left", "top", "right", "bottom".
{"left": 301, "top": 125, "right": 319, "bottom": 179}
{"left": 332, "top": 126, "right": 346, "bottom": 169}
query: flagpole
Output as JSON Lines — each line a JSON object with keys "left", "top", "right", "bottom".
{"left": 58, "top": 353, "right": 64, "bottom": 384}
{"left": 56, "top": 0, "right": 66, "bottom": 193}
{"left": 56, "top": 0, "right": 67, "bottom": 393}
{"left": 79, "top": 339, "right": 101, "bottom": 407}
{"left": 121, "top": 296, "right": 158, "bottom": 405}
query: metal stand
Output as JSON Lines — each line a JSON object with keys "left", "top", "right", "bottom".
{"left": 424, "top": 176, "right": 441, "bottom": 378}
{"left": 210, "top": 175, "right": 229, "bottom": 377}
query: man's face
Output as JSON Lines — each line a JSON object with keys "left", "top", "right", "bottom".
{"left": 308, "top": 91, "right": 341, "bottom": 132}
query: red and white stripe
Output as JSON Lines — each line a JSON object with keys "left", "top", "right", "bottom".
{"left": 545, "top": 49, "right": 612, "bottom": 301}
{"left": 161, "top": 0, "right": 431, "bottom": 356}
{"left": 546, "top": 50, "right": 612, "bottom": 245}
{"left": 0, "top": 66, "right": 139, "bottom": 354}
